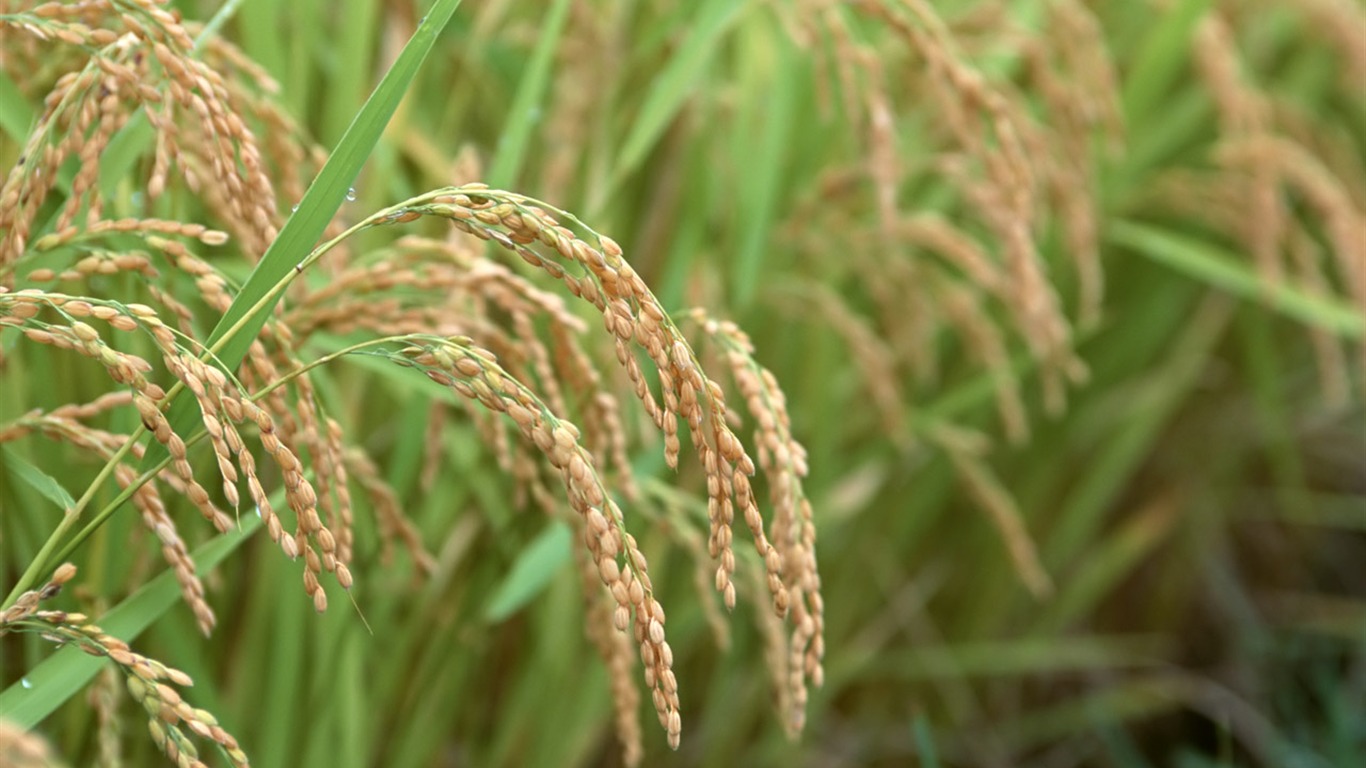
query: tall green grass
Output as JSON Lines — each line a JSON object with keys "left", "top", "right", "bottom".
{"left": 2, "top": 1, "right": 1362, "bottom": 766}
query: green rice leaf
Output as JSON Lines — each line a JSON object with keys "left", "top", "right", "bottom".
{"left": 0, "top": 515, "right": 261, "bottom": 727}
{"left": 1108, "top": 220, "right": 1364, "bottom": 338}
{"left": 1, "top": 447, "right": 75, "bottom": 511}
{"left": 0, "top": 70, "right": 33, "bottom": 142}
{"left": 484, "top": 521, "right": 573, "bottom": 623}
{"left": 1122, "top": 0, "right": 1212, "bottom": 123}
{"left": 608, "top": 0, "right": 742, "bottom": 195}
{"left": 486, "top": 0, "right": 572, "bottom": 187}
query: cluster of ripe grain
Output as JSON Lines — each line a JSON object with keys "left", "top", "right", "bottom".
{"left": 772, "top": 0, "right": 1363, "bottom": 597}
{"left": 0, "top": 1, "right": 278, "bottom": 269}
{"left": 783, "top": 0, "right": 1101, "bottom": 444}
{"left": 356, "top": 186, "right": 829, "bottom": 754}
{"left": 1188, "top": 6, "right": 1365, "bottom": 402}
{"left": 2, "top": 564, "right": 248, "bottom": 768}
{"left": 0, "top": 2, "right": 824, "bottom": 764}
{"left": 0, "top": 284, "right": 353, "bottom": 622}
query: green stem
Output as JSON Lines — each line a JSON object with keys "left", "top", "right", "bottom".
{"left": 52, "top": 448, "right": 171, "bottom": 568}
{"left": 1, "top": 428, "right": 142, "bottom": 608}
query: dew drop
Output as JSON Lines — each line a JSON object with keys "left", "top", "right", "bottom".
{"left": 345, "top": 187, "right": 357, "bottom": 202}
{"left": 20, "top": 677, "right": 33, "bottom": 689}
{"left": 291, "top": 203, "right": 299, "bottom": 212}
{"left": 254, "top": 505, "right": 263, "bottom": 519}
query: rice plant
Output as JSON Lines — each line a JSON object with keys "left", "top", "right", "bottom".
{"left": 1, "top": 1, "right": 1361, "bottom": 766}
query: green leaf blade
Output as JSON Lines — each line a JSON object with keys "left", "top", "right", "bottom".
{"left": 0, "top": 516, "right": 261, "bottom": 727}
{"left": 1108, "top": 221, "right": 1364, "bottom": 338}
{"left": 2, "top": 446, "right": 76, "bottom": 511}
{"left": 484, "top": 521, "right": 573, "bottom": 623}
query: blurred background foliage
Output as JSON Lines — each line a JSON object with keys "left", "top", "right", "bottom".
{"left": 1, "top": 0, "right": 1363, "bottom": 766}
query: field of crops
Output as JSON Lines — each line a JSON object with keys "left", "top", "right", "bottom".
{"left": 1, "top": 1, "right": 1362, "bottom": 766}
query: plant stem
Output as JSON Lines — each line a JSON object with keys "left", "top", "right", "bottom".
{"left": 1, "top": 429, "right": 142, "bottom": 608}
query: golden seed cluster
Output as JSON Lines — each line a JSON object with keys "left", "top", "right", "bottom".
{"left": 691, "top": 312, "right": 826, "bottom": 734}
{"left": 399, "top": 188, "right": 795, "bottom": 624}
{"left": 1, "top": 288, "right": 351, "bottom": 620}
{"left": 0, "top": 5, "right": 836, "bottom": 762}
{"left": 395, "top": 338, "right": 686, "bottom": 747}
{"left": 1, "top": 565, "right": 249, "bottom": 768}
{"left": 0, "top": 1, "right": 287, "bottom": 282}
